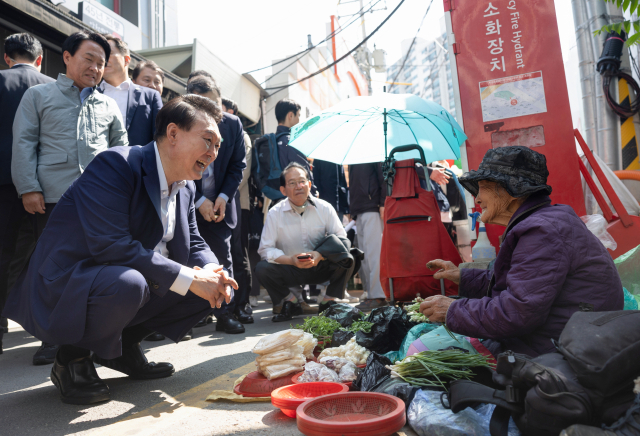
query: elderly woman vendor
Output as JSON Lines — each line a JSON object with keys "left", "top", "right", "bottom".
{"left": 420, "top": 146, "right": 623, "bottom": 357}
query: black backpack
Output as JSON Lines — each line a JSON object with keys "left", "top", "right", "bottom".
{"left": 251, "top": 132, "right": 288, "bottom": 201}
{"left": 446, "top": 310, "right": 640, "bottom": 436}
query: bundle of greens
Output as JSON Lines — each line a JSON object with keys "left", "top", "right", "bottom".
{"left": 386, "top": 349, "right": 494, "bottom": 388}
{"left": 292, "top": 316, "right": 341, "bottom": 340}
{"left": 339, "top": 320, "right": 375, "bottom": 334}
{"left": 405, "top": 297, "right": 427, "bottom": 323}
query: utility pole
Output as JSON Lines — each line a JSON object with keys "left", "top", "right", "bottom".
{"left": 356, "top": 0, "right": 373, "bottom": 94}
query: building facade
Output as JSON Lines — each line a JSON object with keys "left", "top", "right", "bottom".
{"left": 386, "top": 34, "right": 456, "bottom": 120}
{"left": 0, "top": 0, "right": 185, "bottom": 99}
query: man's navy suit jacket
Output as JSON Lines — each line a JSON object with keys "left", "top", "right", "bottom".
{"left": 194, "top": 112, "right": 246, "bottom": 229}
{"left": 0, "top": 64, "right": 54, "bottom": 186}
{"left": 99, "top": 81, "right": 162, "bottom": 146}
{"left": 2, "top": 142, "right": 217, "bottom": 345}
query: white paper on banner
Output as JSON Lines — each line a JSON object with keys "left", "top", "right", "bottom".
{"left": 479, "top": 71, "right": 548, "bottom": 122}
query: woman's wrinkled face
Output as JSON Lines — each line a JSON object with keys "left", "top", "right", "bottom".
{"left": 475, "top": 180, "right": 517, "bottom": 225}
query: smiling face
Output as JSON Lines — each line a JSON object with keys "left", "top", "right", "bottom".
{"left": 280, "top": 167, "right": 311, "bottom": 206}
{"left": 134, "top": 67, "right": 164, "bottom": 95}
{"left": 63, "top": 40, "right": 106, "bottom": 89}
{"left": 475, "top": 180, "right": 521, "bottom": 226}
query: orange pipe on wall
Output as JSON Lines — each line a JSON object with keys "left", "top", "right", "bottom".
{"left": 615, "top": 170, "right": 640, "bottom": 182}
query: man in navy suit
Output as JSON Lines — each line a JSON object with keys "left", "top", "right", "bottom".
{"left": 2, "top": 95, "right": 237, "bottom": 405}
{"left": 100, "top": 35, "right": 162, "bottom": 146}
{"left": 187, "top": 74, "right": 249, "bottom": 332}
{"left": 0, "top": 33, "right": 55, "bottom": 355}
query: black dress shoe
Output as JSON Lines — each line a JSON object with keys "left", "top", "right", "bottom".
{"left": 194, "top": 314, "right": 213, "bottom": 328}
{"left": 33, "top": 342, "right": 59, "bottom": 365}
{"left": 144, "top": 332, "right": 166, "bottom": 341}
{"left": 215, "top": 313, "right": 245, "bottom": 334}
{"left": 92, "top": 343, "right": 174, "bottom": 380}
{"left": 180, "top": 329, "right": 193, "bottom": 341}
{"left": 51, "top": 354, "right": 110, "bottom": 405}
{"left": 272, "top": 301, "right": 303, "bottom": 322}
{"left": 318, "top": 299, "right": 338, "bottom": 314}
{"left": 234, "top": 307, "right": 254, "bottom": 324}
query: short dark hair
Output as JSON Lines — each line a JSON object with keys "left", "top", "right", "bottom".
{"left": 275, "top": 99, "right": 301, "bottom": 123}
{"left": 61, "top": 31, "right": 111, "bottom": 64}
{"left": 103, "top": 34, "right": 129, "bottom": 57}
{"left": 4, "top": 33, "right": 42, "bottom": 62}
{"left": 155, "top": 94, "right": 223, "bottom": 140}
{"left": 132, "top": 60, "right": 164, "bottom": 82}
{"left": 221, "top": 97, "right": 238, "bottom": 114}
{"left": 186, "top": 76, "right": 221, "bottom": 98}
{"left": 280, "top": 162, "right": 309, "bottom": 187}
{"left": 188, "top": 70, "right": 213, "bottom": 83}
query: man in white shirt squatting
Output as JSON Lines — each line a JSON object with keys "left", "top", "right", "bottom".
{"left": 256, "top": 162, "right": 355, "bottom": 322}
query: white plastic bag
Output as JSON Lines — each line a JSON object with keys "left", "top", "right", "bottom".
{"left": 580, "top": 214, "right": 617, "bottom": 251}
{"left": 338, "top": 361, "right": 359, "bottom": 382}
{"left": 294, "top": 332, "right": 318, "bottom": 359}
{"left": 252, "top": 329, "right": 304, "bottom": 355}
{"left": 255, "top": 345, "right": 304, "bottom": 367}
{"left": 298, "top": 361, "right": 341, "bottom": 383}
{"left": 261, "top": 360, "right": 305, "bottom": 380}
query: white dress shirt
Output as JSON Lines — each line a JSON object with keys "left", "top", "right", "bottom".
{"left": 102, "top": 79, "right": 131, "bottom": 121}
{"left": 258, "top": 197, "right": 347, "bottom": 263}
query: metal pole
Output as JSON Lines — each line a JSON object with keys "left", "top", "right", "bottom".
{"left": 384, "top": 108, "right": 388, "bottom": 158}
{"left": 572, "top": 0, "right": 598, "bottom": 154}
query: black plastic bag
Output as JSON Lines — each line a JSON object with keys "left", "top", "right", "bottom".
{"left": 321, "top": 303, "right": 363, "bottom": 328}
{"left": 356, "top": 306, "right": 415, "bottom": 354}
{"left": 372, "top": 378, "right": 422, "bottom": 406}
{"left": 330, "top": 330, "right": 355, "bottom": 347}
{"left": 353, "top": 352, "right": 392, "bottom": 392}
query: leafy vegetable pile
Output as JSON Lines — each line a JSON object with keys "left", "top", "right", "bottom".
{"left": 387, "top": 349, "right": 494, "bottom": 388}
{"left": 405, "top": 297, "right": 427, "bottom": 323}
{"left": 339, "top": 320, "right": 375, "bottom": 334}
{"left": 292, "top": 316, "right": 341, "bottom": 339}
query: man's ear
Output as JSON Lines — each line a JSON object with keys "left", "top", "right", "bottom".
{"left": 280, "top": 186, "right": 287, "bottom": 196}
{"left": 124, "top": 55, "right": 131, "bottom": 69}
{"left": 35, "top": 55, "right": 43, "bottom": 67}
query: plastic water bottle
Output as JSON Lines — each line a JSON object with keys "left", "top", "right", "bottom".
{"left": 469, "top": 212, "right": 496, "bottom": 262}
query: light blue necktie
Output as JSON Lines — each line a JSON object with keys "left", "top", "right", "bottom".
{"left": 202, "top": 165, "right": 215, "bottom": 200}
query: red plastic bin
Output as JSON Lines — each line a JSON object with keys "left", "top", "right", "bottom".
{"left": 271, "top": 382, "right": 348, "bottom": 418}
{"left": 296, "top": 392, "right": 406, "bottom": 436}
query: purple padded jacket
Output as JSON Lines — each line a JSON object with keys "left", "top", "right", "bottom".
{"left": 446, "top": 193, "right": 623, "bottom": 357}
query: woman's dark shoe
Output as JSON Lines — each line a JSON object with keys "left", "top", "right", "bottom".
{"left": 92, "top": 343, "right": 174, "bottom": 380}
{"left": 318, "top": 299, "right": 338, "bottom": 314}
{"left": 272, "top": 301, "right": 303, "bottom": 322}
{"left": 144, "top": 332, "right": 165, "bottom": 341}
{"left": 180, "top": 329, "right": 193, "bottom": 341}
{"left": 194, "top": 314, "right": 213, "bottom": 328}
{"left": 234, "top": 307, "right": 254, "bottom": 324}
{"left": 51, "top": 354, "right": 110, "bottom": 405}
{"left": 243, "top": 303, "right": 253, "bottom": 315}
{"left": 33, "top": 342, "right": 59, "bottom": 365}
{"left": 215, "top": 313, "right": 245, "bottom": 334}
{"left": 355, "top": 298, "right": 389, "bottom": 312}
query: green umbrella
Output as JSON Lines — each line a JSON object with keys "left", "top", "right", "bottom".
{"left": 289, "top": 93, "right": 467, "bottom": 164}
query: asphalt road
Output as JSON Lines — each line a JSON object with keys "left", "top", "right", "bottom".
{"left": 0, "top": 295, "right": 417, "bottom": 436}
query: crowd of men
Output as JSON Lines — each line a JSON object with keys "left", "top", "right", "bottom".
{"left": 0, "top": 30, "right": 454, "bottom": 404}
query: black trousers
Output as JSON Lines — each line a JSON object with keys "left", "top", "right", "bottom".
{"left": 230, "top": 205, "right": 252, "bottom": 309}
{"left": 255, "top": 259, "right": 354, "bottom": 305}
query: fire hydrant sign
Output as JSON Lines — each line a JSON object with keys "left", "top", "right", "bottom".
{"left": 446, "top": 0, "right": 586, "bottom": 217}
{"left": 479, "top": 71, "right": 548, "bottom": 122}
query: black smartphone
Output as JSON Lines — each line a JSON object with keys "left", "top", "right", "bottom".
{"left": 297, "top": 254, "right": 312, "bottom": 260}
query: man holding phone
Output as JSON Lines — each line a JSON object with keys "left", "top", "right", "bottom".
{"left": 256, "top": 162, "right": 350, "bottom": 322}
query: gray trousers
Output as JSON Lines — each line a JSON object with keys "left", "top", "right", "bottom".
{"left": 357, "top": 211, "right": 385, "bottom": 299}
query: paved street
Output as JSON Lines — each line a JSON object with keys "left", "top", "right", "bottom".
{"left": 0, "top": 294, "right": 417, "bottom": 436}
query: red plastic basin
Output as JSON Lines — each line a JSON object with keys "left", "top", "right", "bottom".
{"left": 271, "top": 382, "right": 348, "bottom": 418}
{"left": 296, "top": 392, "right": 406, "bottom": 436}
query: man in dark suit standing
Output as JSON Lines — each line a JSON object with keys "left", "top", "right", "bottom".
{"left": 0, "top": 33, "right": 55, "bottom": 355}
{"left": 2, "top": 95, "right": 237, "bottom": 405}
{"left": 100, "top": 35, "right": 162, "bottom": 146}
{"left": 187, "top": 74, "right": 249, "bottom": 332}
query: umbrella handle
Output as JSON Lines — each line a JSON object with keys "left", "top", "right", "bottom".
{"left": 388, "top": 144, "right": 427, "bottom": 165}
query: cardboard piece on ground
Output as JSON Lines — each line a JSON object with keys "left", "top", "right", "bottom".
{"left": 206, "top": 374, "right": 271, "bottom": 403}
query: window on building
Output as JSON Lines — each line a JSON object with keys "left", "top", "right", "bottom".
{"left": 96, "top": 0, "right": 118, "bottom": 12}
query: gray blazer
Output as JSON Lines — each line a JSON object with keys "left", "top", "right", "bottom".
{"left": 11, "top": 73, "right": 128, "bottom": 203}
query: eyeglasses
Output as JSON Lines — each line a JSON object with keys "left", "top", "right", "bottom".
{"left": 287, "top": 179, "right": 309, "bottom": 187}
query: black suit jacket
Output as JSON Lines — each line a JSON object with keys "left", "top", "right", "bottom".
{"left": 98, "top": 81, "right": 162, "bottom": 146}
{"left": 0, "top": 64, "right": 55, "bottom": 186}
{"left": 194, "top": 113, "right": 247, "bottom": 229}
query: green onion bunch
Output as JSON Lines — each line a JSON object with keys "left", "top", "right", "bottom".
{"left": 406, "top": 297, "right": 428, "bottom": 323}
{"left": 339, "top": 320, "right": 375, "bottom": 334}
{"left": 386, "top": 349, "right": 494, "bottom": 388}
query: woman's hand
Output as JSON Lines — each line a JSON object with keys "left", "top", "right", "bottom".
{"left": 420, "top": 295, "right": 454, "bottom": 323}
{"left": 427, "top": 259, "right": 460, "bottom": 284}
